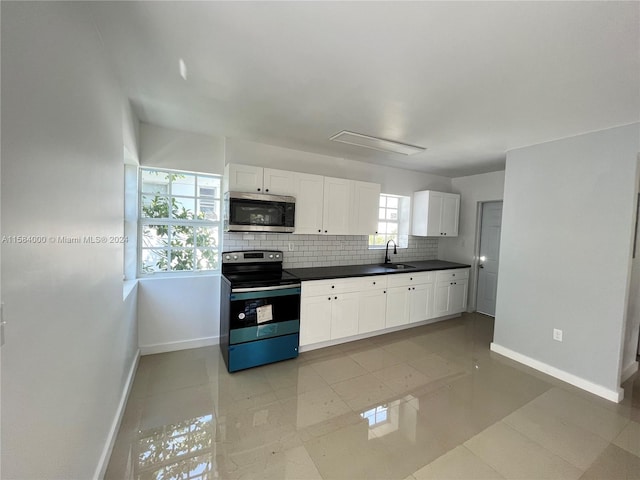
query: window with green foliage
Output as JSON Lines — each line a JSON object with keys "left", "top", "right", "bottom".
{"left": 369, "top": 194, "right": 410, "bottom": 249}
{"left": 139, "top": 168, "right": 221, "bottom": 275}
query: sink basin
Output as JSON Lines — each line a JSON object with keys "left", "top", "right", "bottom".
{"left": 380, "top": 263, "right": 416, "bottom": 270}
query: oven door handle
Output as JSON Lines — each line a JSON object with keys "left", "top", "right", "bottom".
{"left": 231, "top": 284, "right": 301, "bottom": 293}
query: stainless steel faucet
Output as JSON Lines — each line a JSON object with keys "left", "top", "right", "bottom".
{"left": 384, "top": 239, "right": 397, "bottom": 264}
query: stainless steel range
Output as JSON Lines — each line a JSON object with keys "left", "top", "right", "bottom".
{"left": 220, "top": 250, "right": 300, "bottom": 372}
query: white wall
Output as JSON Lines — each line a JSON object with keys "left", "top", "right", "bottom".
{"left": 493, "top": 124, "right": 640, "bottom": 401}
{"left": 138, "top": 276, "right": 220, "bottom": 354}
{"left": 140, "top": 122, "right": 225, "bottom": 175}
{"left": 439, "top": 171, "right": 506, "bottom": 310}
{"left": 1, "top": 2, "right": 139, "bottom": 478}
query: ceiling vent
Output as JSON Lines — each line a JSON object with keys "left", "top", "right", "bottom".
{"left": 329, "top": 130, "right": 426, "bottom": 155}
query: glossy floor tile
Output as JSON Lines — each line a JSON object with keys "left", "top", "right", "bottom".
{"left": 106, "top": 313, "right": 640, "bottom": 479}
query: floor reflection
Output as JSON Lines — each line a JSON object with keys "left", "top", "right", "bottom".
{"left": 135, "top": 414, "right": 215, "bottom": 480}
{"left": 361, "top": 396, "right": 420, "bottom": 442}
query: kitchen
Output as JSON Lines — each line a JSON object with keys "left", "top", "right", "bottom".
{"left": 2, "top": 2, "right": 640, "bottom": 479}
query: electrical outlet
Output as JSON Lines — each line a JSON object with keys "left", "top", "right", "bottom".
{"left": 553, "top": 328, "right": 563, "bottom": 342}
{"left": 288, "top": 242, "right": 294, "bottom": 252}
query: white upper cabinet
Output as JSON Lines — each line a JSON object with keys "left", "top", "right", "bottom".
{"left": 263, "top": 168, "right": 297, "bottom": 196}
{"left": 293, "top": 172, "right": 325, "bottom": 234}
{"left": 440, "top": 194, "right": 460, "bottom": 236}
{"left": 351, "top": 181, "right": 381, "bottom": 235}
{"left": 322, "top": 177, "right": 352, "bottom": 235}
{"left": 295, "top": 176, "right": 379, "bottom": 235}
{"left": 225, "top": 164, "right": 295, "bottom": 196}
{"left": 225, "top": 164, "right": 262, "bottom": 192}
{"left": 412, "top": 190, "right": 460, "bottom": 237}
{"left": 225, "top": 164, "right": 380, "bottom": 236}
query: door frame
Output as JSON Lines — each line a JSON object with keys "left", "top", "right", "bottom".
{"left": 472, "top": 200, "right": 503, "bottom": 315}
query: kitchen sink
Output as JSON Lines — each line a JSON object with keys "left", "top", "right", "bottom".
{"left": 380, "top": 263, "right": 416, "bottom": 270}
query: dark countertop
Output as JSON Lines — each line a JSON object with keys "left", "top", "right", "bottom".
{"left": 285, "top": 260, "right": 471, "bottom": 281}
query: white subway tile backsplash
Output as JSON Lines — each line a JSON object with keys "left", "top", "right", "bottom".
{"left": 223, "top": 232, "right": 439, "bottom": 268}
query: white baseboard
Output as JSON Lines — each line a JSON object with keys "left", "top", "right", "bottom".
{"left": 490, "top": 342, "right": 624, "bottom": 403}
{"left": 140, "top": 336, "right": 219, "bottom": 356}
{"left": 93, "top": 349, "right": 140, "bottom": 480}
{"left": 621, "top": 360, "right": 639, "bottom": 383}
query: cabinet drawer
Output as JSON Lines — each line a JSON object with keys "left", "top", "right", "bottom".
{"left": 435, "top": 268, "right": 469, "bottom": 282}
{"left": 355, "top": 276, "right": 387, "bottom": 290}
{"left": 386, "top": 271, "right": 434, "bottom": 287}
{"left": 302, "top": 277, "right": 368, "bottom": 296}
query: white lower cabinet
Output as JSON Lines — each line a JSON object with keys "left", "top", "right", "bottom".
{"left": 299, "top": 293, "right": 359, "bottom": 345}
{"left": 434, "top": 269, "right": 469, "bottom": 317}
{"left": 385, "top": 286, "right": 410, "bottom": 328}
{"left": 385, "top": 272, "right": 435, "bottom": 327}
{"left": 410, "top": 282, "right": 434, "bottom": 323}
{"left": 299, "top": 294, "right": 332, "bottom": 345}
{"left": 300, "top": 268, "right": 468, "bottom": 347}
{"left": 449, "top": 279, "right": 468, "bottom": 313}
{"left": 330, "top": 292, "right": 360, "bottom": 339}
{"left": 358, "top": 280, "right": 387, "bottom": 334}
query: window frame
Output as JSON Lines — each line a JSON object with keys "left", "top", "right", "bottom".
{"left": 368, "top": 193, "right": 410, "bottom": 249}
{"left": 137, "top": 167, "right": 222, "bottom": 277}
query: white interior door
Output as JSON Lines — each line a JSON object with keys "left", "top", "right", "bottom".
{"left": 476, "top": 202, "right": 503, "bottom": 316}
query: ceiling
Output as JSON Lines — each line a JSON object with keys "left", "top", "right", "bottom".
{"left": 89, "top": 1, "right": 639, "bottom": 177}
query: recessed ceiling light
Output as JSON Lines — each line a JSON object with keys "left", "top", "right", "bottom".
{"left": 179, "top": 58, "right": 188, "bottom": 80}
{"left": 329, "top": 130, "right": 426, "bottom": 156}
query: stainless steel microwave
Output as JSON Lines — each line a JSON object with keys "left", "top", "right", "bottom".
{"left": 224, "top": 192, "right": 296, "bottom": 233}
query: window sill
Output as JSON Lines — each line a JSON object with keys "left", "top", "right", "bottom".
{"left": 123, "top": 279, "right": 138, "bottom": 301}
{"left": 136, "top": 271, "right": 221, "bottom": 280}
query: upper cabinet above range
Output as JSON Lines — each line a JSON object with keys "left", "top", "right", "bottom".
{"left": 412, "top": 190, "right": 460, "bottom": 237}
{"left": 224, "top": 163, "right": 380, "bottom": 236}
{"left": 224, "top": 164, "right": 297, "bottom": 196}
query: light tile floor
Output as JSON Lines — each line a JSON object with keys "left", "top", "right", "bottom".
{"left": 106, "top": 313, "right": 640, "bottom": 479}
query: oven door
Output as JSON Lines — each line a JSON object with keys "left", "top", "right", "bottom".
{"left": 229, "top": 285, "right": 301, "bottom": 344}
{"left": 225, "top": 192, "right": 295, "bottom": 233}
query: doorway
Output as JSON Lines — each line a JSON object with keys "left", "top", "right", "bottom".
{"left": 476, "top": 201, "right": 503, "bottom": 316}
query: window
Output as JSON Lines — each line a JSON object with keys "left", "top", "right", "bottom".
{"left": 369, "top": 194, "right": 410, "bottom": 248}
{"left": 139, "top": 167, "right": 221, "bottom": 275}
{"left": 360, "top": 404, "right": 389, "bottom": 427}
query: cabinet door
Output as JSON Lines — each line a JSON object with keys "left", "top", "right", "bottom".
{"left": 412, "top": 190, "right": 461, "bottom": 237}
{"left": 409, "top": 282, "right": 433, "bottom": 323}
{"left": 293, "top": 173, "right": 325, "bottom": 234}
{"left": 227, "top": 164, "right": 263, "bottom": 193}
{"left": 427, "top": 192, "right": 444, "bottom": 236}
{"left": 358, "top": 287, "right": 387, "bottom": 334}
{"left": 448, "top": 279, "right": 468, "bottom": 314}
{"left": 331, "top": 292, "right": 360, "bottom": 340}
{"left": 300, "top": 295, "right": 332, "bottom": 346}
{"left": 351, "top": 181, "right": 381, "bottom": 235}
{"left": 323, "top": 177, "right": 352, "bottom": 235}
{"left": 263, "top": 168, "right": 296, "bottom": 196}
{"left": 385, "top": 286, "right": 410, "bottom": 328}
{"left": 441, "top": 194, "right": 460, "bottom": 236}
{"left": 434, "top": 282, "right": 451, "bottom": 317}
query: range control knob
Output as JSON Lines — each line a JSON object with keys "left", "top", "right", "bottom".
{"left": 269, "top": 254, "right": 274, "bottom": 259}
{"left": 225, "top": 255, "right": 231, "bottom": 260}
{"left": 275, "top": 254, "right": 281, "bottom": 259}
{"left": 233, "top": 255, "right": 238, "bottom": 260}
